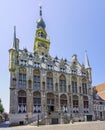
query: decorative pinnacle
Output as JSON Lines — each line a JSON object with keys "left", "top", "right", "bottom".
{"left": 14, "top": 26, "right": 16, "bottom": 39}
{"left": 11, "top": 26, "right": 17, "bottom": 49}
{"left": 85, "top": 50, "right": 90, "bottom": 68}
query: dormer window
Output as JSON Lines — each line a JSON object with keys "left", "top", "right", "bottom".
{"left": 34, "top": 62, "right": 40, "bottom": 68}
{"left": 71, "top": 69, "right": 77, "bottom": 75}
{"left": 47, "top": 65, "right": 53, "bottom": 70}
{"left": 20, "top": 60, "right": 27, "bottom": 66}
{"left": 29, "top": 54, "right": 33, "bottom": 60}
{"left": 82, "top": 72, "right": 86, "bottom": 76}
{"left": 60, "top": 68, "right": 65, "bottom": 72}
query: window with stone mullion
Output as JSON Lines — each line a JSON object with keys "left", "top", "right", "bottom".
{"left": 84, "top": 101, "right": 88, "bottom": 108}
{"left": 73, "top": 100, "right": 78, "bottom": 108}
{"left": 72, "top": 81, "right": 77, "bottom": 93}
{"left": 47, "top": 99, "right": 54, "bottom": 105}
{"left": 18, "top": 97, "right": 26, "bottom": 113}
{"left": 33, "top": 76, "right": 40, "bottom": 90}
{"left": 18, "top": 97, "right": 26, "bottom": 104}
{"left": 82, "top": 83, "right": 87, "bottom": 94}
{"left": 33, "top": 98, "right": 41, "bottom": 106}
{"left": 33, "top": 98, "right": 41, "bottom": 113}
{"left": 47, "top": 77, "right": 53, "bottom": 90}
{"left": 18, "top": 73, "right": 26, "bottom": 88}
{"left": 59, "top": 80, "right": 66, "bottom": 92}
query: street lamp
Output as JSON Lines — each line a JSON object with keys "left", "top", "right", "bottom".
{"left": 37, "top": 114, "right": 39, "bottom": 127}
{"left": 25, "top": 114, "right": 28, "bottom": 124}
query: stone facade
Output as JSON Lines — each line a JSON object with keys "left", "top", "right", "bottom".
{"left": 9, "top": 7, "right": 94, "bottom": 125}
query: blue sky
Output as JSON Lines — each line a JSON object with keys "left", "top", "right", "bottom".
{"left": 0, "top": 0, "right": 105, "bottom": 112}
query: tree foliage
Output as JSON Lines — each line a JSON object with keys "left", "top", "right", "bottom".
{"left": 0, "top": 100, "right": 4, "bottom": 113}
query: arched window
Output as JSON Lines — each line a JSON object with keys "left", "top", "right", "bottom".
{"left": 82, "top": 78, "right": 87, "bottom": 94}
{"left": 33, "top": 69, "right": 40, "bottom": 90}
{"left": 18, "top": 68, "right": 27, "bottom": 88}
{"left": 33, "top": 92, "right": 41, "bottom": 113}
{"left": 83, "top": 96, "right": 89, "bottom": 113}
{"left": 59, "top": 75, "right": 66, "bottom": 92}
{"left": 71, "top": 77, "right": 77, "bottom": 93}
{"left": 46, "top": 72, "right": 53, "bottom": 91}
{"left": 73, "top": 95, "right": 79, "bottom": 113}
{"left": 47, "top": 93, "right": 54, "bottom": 112}
{"left": 60, "top": 94, "right": 67, "bottom": 112}
{"left": 18, "top": 90, "right": 26, "bottom": 113}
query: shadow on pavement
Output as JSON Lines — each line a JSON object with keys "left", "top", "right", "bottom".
{"left": 0, "top": 121, "right": 10, "bottom": 128}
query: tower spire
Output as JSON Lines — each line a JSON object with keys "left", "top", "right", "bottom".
{"left": 36, "top": 4, "right": 46, "bottom": 29}
{"left": 85, "top": 50, "right": 90, "bottom": 68}
{"left": 40, "top": 5, "right": 42, "bottom": 17}
{"left": 11, "top": 26, "right": 17, "bottom": 50}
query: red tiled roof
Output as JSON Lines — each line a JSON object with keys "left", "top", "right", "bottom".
{"left": 98, "top": 92, "right": 105, "bottom": 100}
{"left": 95, "top": 83, "right": 105, "bottom": 92}
{"left": 95, "top": 83, "right": 105, "bottom": 100}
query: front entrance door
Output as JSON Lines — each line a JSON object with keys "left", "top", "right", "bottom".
{"left": 52, "top": 118, "right": 58, "bottom": 124}
{"left": 87, "top": 115, "right": 92, "bottom": 121}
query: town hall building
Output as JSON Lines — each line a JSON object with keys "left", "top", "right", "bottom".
{"left": 9, "top": 6, "right": 94, "bottom": 125}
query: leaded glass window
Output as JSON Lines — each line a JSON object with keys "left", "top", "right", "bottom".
{"left": 59, "top": 75, "right": 66, "bottom": 92}
{"left": 33, "top": 69, "right": 40, "bottom": 90}
{"left": 72, "top": 81, "right": 77, "bottom": 93}
{"left": 18, "top": 68, "right": 27, "bottom": 88}
{"left": 33, "top": 92, "right": 41, "bottom": 113}
{"left": 18, "top": 90, "right": 26, "bottom": 113}
{"left": 46, "top": 72, "right": 53, "bottom": 91}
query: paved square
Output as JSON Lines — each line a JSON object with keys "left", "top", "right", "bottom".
{"left": 0, "top": 121, "right": 105, "bottom": 130}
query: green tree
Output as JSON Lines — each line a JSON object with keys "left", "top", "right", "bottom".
{"left": 0, "top": 99, "right": 4, "bottom": 113}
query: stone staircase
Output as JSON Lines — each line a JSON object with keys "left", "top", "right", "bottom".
{"left": 28, "top": 112, "right": 71, "bottom": 125}
{"left": 27, "top": 113, "right": 47, "bottom": 126}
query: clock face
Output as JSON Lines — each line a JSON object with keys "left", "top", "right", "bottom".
{"left": 41, "top": 63, "right": 46, "bottom": 68}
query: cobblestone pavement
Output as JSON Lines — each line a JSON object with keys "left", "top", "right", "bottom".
{"left": 0, "top": 121, "right": 105, "bottom": 130}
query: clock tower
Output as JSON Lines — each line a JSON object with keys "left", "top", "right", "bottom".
{"left": 34, "top": 6, "right": 50, "bottom": 56}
